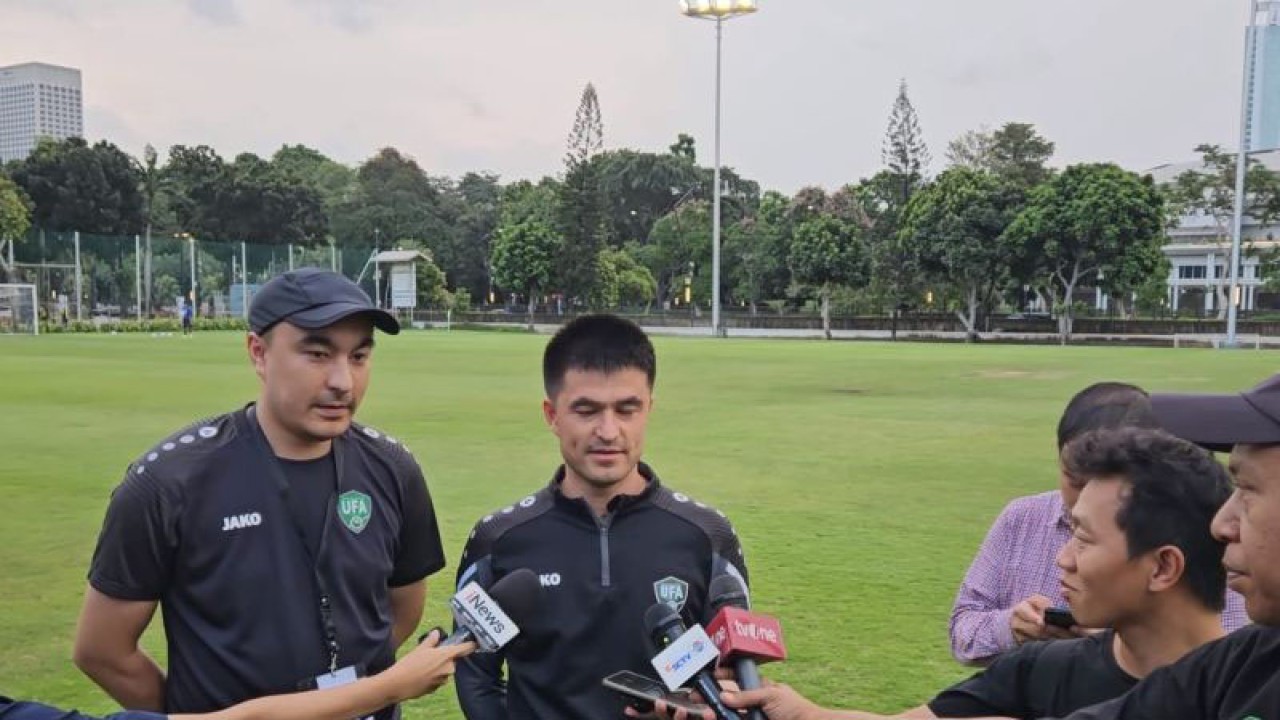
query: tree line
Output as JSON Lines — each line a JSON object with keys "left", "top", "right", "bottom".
{"left": 2, "top": 80, "right": 1277, "bottom": 340}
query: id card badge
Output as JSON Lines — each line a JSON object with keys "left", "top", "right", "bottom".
{"left": 313, "top": 665, "right": 375, "bottom": 720}
{"left": 315, "top": 665, "right": 360, "bottom": 689}
{"left": 297, "top": 663, "right": 370, "bottom": 691}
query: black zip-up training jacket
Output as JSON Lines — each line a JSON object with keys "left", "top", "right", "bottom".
{"left": 454, "top": 464, "right": 749, "bottom": 720}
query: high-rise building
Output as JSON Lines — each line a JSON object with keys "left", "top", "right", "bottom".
{"left": 1248, "top": 3, "right": 1280, "bottom": 152}
{"left": 0, "top": 62, "right": 83, "bottom": 164}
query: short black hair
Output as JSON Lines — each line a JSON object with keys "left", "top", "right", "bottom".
{"left": 1057, "top": 382, "right": 1159, "bottom": 450}
{"left": 543, "top": 314, "right": 656, "bottom": 397}
{"left": 1062, "top": 427, "right": 1233, "bottom": 611}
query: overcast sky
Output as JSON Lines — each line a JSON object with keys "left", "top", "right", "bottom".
{"left": 0, "top": 0, "right": 1252, "bottom": 193}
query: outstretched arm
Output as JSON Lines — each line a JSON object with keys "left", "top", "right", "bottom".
{"left": 184, "top": 632, "right": 474, "bottom": 720}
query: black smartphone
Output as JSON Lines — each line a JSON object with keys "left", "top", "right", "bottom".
{"left": 602, "top": 670, "right": 704, "bottom": 713}
{"left": 1044, "top": 607, "right": 1077, "bottom": 629}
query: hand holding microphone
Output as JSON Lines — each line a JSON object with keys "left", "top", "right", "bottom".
{"left": 393, "top": 569, "right": 543, "bottom": 705}
{"left": 705, "top": 574, "right": 787, "bottom": 720}
{"left": 385, "top": 628, "right": 475, "bottom": 701}
{"left": 644, "top": 602, "right": 738, "bottom": 720}
{"left": 438, "top": 567, "right": 544, "bottom": 651}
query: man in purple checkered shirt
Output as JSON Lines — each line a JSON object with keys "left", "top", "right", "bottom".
{"left": 949, "top": 382, "right": 1251, "bottom": 665}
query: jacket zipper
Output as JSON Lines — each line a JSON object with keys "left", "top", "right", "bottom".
{"left": 595, "top": 514, "right": 612, "bottom": 587}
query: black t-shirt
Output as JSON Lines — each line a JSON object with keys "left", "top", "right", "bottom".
{"left": 87, "top": 408, "right": 446, "bottom": 717}
{"left": 0, "top": 697, "right": 163, "bottom": 720}
{"left": 1054, "top": 623, "right": 1278, "bottom": 720}
{"left": 929, "top": 630, "right": 1137, "bottom": 719}
{"left": 279, "top": 454, "right": 336, "bottom": 558}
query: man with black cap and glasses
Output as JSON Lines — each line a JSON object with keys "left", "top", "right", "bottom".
{"left": 72, "top": 269, "right": 447, "bottom": 720}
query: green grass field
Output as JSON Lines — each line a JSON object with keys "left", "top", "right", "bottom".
{"left": 0, "top": 331, "right": 1272, "bottom": 717}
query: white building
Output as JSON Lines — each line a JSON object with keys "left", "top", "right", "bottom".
{"left": 1147, "top": 150, "right": 1280, "bottom": 315}
{"left": 1124, "top": 3, "right": 1280, "bottom": 317}
{"left": 0, "top": 62, "right": 84, "bottom": 164}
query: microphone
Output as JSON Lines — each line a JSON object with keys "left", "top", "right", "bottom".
{"left": 643, "top": 603, "right": 736, "bottom": 720}
{"left": 442, "top": 568, "right": 543, "bottom": 652}
{"left": 706, "top": 575, "right": 786, "bottom": 720}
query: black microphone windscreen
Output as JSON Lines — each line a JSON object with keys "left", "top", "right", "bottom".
{"left": 487, "top": 568, "right": 544, "bottom": 627}
{"left": 709, "top": 574, "right": 749, "bottom": 612}
{"left": 644, "top": 601, "right": 686, "bottom": 645}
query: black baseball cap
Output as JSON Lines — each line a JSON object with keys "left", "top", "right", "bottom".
{"left": 249, "top": 268, "right": 399, "bottom": 336}
{"left": 1150, "top": 374, "right": 1280, "bottom": 452}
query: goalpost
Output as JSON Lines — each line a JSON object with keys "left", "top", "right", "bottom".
{"left": 0, "top": 283, "right": 39, "bottom": 335}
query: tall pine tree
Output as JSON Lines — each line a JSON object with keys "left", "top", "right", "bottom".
{"left": 557, "top": 83, "right": 608, "bottom": 304}
{"left": 876, "top": 79, "right": 931, "bottom": 339}
{"left": 882, "top": 79, "right": 931, "bottom": 199}
{"left": 565, "top": 83, "right": 604, "bottom": 167}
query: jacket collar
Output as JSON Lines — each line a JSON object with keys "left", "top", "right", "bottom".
{"left": 550, "top": 462, "right": 660, "bottom": 519}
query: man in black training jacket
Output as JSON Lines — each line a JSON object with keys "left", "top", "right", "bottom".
{"left": 455, "top": 314, "right": 750, "bottom": 720}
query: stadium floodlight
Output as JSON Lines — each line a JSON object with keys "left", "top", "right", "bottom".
{"left": 680, "top": 0, "right": 758, "bottom": 18}
{"left": 680, "top": 0, "right": 758, "bottom": 337}
{"left": 0, "top": 283, "right": 40, "bottom": 335}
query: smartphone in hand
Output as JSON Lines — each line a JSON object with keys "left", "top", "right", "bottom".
{"left": 1044, "top": 607, "right": 1077, "bottom": 629}
{"left": 603, "top": 670, "right": 705, "bottom": 713}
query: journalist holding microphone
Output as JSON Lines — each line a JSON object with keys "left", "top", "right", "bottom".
{"left": 2, "top": 633, "right": 471, "bottom": 720}
{"left": 3, "top": 531, "right": 548, "bottom": 720}
{"left": 660, "top": 376, "right": 1280, "bottom": 720}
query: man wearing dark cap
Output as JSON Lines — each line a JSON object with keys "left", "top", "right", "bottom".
{"left": 73, "top": 269, "right": 447, "bottom": 720}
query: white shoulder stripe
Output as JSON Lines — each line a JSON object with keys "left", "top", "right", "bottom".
{"left": 135, "top": 422, "right": 223, "bottom": 476}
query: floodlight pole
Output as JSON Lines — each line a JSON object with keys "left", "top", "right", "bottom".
{"left": 189, "top": 235, "right": 197, "bottom": 317}
{"left": 712, "top": 15, "right": 724, "bottom": 337}
{"left": 683, "top": 1, "right": 758, "bottom": 337}
{"left": 74, "top": 231, "right": 82, "bottom": 321}
{"left": 241, "top": 241, "right": 249, "bottom": 321}
{"left": 135, "top": 234, "right": 142, "bottom": 321}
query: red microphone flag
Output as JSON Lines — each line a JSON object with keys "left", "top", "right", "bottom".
{"left": 706, "top": 606, "right": 787, "bottom": 665}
